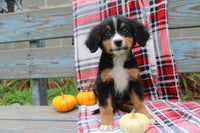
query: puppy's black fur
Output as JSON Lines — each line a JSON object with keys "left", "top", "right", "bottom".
{"left": 85, "top": 15, "right": 152, "bottom": 130}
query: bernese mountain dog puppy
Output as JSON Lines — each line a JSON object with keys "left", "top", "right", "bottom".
{"left": 85, "top": 15, "right": 154, "bottom": 131}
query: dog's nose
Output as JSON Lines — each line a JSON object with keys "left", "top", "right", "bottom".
{"left": 114, "top": 40, "right": 122, "bottom": 47}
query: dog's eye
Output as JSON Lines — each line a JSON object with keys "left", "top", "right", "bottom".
{"left": 122, "top": 28, "right": 128, "bottom": 33}
{"left": 105, "top": 30, "right": 111, "bottom": 36}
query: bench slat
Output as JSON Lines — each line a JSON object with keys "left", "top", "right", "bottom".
{"left": 0, "top": 0, "right": 200, "bottom": 44}
{"left": 172, "top": 39, "right": 200, "bottom": 73}
{"left": 0, "top": 106, "right": 78, "bottom": 132}
{"left": 0, "top": 46, "right": 75, "bottom": 79}
{"left": 0, "top": 39, "right": 199, "bottom": 80}
{"left": 0, "top": 6, "right": 73, "bottom": 44}
{"left": 0, "top": 120, "right": 77, "bottom": 133}
{"left": 1, "top": 39, "right": 199, "bottom": 80}
{"left": 0, "top": 106, "right": 78, "bottom": 121}
{"left": 168, "top": 0, "right": 200, "bottom": 29}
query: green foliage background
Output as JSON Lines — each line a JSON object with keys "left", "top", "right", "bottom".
{"left": 0, "top": 78, "right": 78, "bottom": 105}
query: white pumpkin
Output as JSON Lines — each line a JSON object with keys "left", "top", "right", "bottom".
{"left": 119, "top": 112, "right": 150, "bottom": 133}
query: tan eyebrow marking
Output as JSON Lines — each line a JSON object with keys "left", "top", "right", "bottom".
{"left": 120, "top": 23, "right": 125, "bottom": 28}
{"left": 106, "top": 25, "right": 111, "bottom": 31}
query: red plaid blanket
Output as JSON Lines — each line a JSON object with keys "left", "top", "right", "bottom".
{"left": 72, "top": 0, "right": 200, "bottom": 132}
{"left": 78, "top": 101, "right": 200, "bottom": 133}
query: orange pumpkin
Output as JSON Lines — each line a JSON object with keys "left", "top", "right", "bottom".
{"left": 52, "top": 93, "right": 76, "bottom": 112}
{"left": 76, "top": 91, "right": 97, "bottom": 106}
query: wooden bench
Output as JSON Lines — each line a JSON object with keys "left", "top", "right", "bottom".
{"left": 0, "top": 0, "right": 199, "bottom": 132}
{"left": 0, "top": 6, "right": 75, "bottom": 105}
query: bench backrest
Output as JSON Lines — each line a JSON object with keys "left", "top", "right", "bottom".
{"left": 0, "top": 6, "right": 75, "bottom": 79}
{"left": 0, "top": 1, "right": 200, "bottom": 80}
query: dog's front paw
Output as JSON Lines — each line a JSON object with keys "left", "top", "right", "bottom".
{"left": 100, "top": 125, "right": 113, "bottom": 131}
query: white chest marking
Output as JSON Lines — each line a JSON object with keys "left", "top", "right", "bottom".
{"left": 111, "top": 54, "right": 129, "bottom": 94}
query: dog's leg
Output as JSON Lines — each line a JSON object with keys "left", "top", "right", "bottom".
{"left": 131, "top": 91, "right": 155, "bottom": 124}
{"left": 99, "top": 95, "right": 114, "bottom": 131}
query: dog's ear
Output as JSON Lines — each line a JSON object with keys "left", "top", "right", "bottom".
{"left": 85, "top": 25, "right": 101, "bottom": 53}
{"left": 131, "top": 20, "right": 149, "bottom": 47}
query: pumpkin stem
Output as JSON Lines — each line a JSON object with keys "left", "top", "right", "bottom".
{"left": 61, "top": 92, "right": 65, "bottom": 100}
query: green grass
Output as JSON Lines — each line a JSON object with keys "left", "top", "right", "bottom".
{"left": 0, "top": 78, "right": 78, "bottom": 106}
{"left": 0, "top": 87, "right": 78, "bottom": 106}
{"left": 178, "top": 73, "right": 200, "bottom": 101}
{"left": 0, "top": 87, "right": 32, "bottom": 105}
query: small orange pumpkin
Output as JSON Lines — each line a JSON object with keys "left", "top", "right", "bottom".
{"left": 52, "top": 93, "right": 76, "bottom": 112}
{"left": 76, "top": 91, "right": 97, "bottom": 106}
